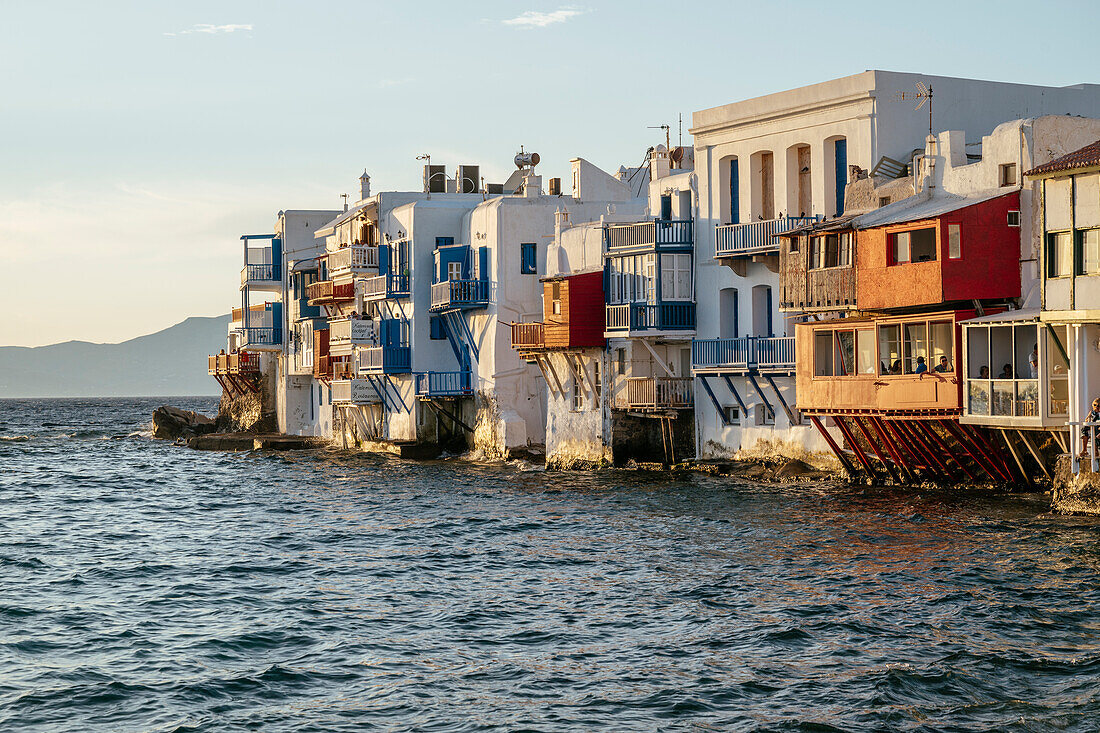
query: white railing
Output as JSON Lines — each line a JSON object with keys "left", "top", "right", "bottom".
{"left": 328, "top": 317, "right": 376, "bottom": 344}
{"left": 715, "top": 216, "right": 820, "bottom": 257}
{"left": 328, "top": 245, "right": 379, "bottom": 273}
{"left": 624, "top": 377, "right": 694, "bottom": 409}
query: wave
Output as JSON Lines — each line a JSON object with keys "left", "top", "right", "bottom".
{"left": 0, "top": 435, "right": 31, "bottom": 442}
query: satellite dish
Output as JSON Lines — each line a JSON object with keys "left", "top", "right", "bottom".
{"left": 670, "top": 147, "right": 685, "bottom": 165}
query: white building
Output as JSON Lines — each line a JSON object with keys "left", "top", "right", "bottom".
{"left": 689, "top": 70, "right": 1100, "bottom": 463}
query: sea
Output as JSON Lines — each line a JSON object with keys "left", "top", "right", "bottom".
{"left": 2, "top": 397, "right": 1100, "bottom": 731}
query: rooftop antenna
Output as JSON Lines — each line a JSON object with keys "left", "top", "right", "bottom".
{"left": 678, "top": 113, "right": 682, "bottom": 149}
{"left": 648, "top": 124, "right": 670, "bottom": 153}
{"left": 894, "top": 81, "right": 933, "bottom": 136}
{"left": 340, "top": 193, "right": 349, "bottom": 212}
{"left": 416, "top": 153, "right": 433, "bottom": 198}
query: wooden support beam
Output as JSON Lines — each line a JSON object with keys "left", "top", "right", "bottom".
{"left": 884, "top": 419, "right": 934, "bottom": 479}
{"left": 834, "top": 416, "right": 878, "bottom": 480}
{"left": 762, "top": 373, "right": 798, "bottom": 427}
{"left": 721, "top": 375, "right": 750, "bottom": 416}
{"left": 852, "top": 416, "right": 901, "bottom": 484}
{"left": 810, "top": 416, "right": 856, "bottom": 476}
{"left": 638, "top": 338, "right": 675, "bottom": 378}
{"left": 940, "top": 420, "right": 999, "bottom": 482}
{"left": 1016, "top": 430, "right": 1052, "bottom": 480}
{"left": 902, "top": 420, "right": 957, "bottom": 482}
{"left": 540, "top": 355, "right": 565, "bottom": 399}
{"left": 964, "top": 424, "right": 1015, "bottom": 483}
{"left": 746, "top": 373, "right": 774, "bottom": 420}
{"left": 427, "top": 398, "right": 473, "bottom": 434}
{"left": 1051, "top": 429, "right": 1068, "bottom": 454}
{"left": 869, "top": 416, "right": 914, "bottom": 484}
{"left": 998, "top": 429, "right": 1032, "bottom": 486}
{"left": 922, "top": 421, "right": 978, "bottom": 482}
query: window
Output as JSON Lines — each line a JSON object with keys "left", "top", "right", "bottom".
{"left": 435, "top": 236, "right": 454, "bottom": 247}
{"left": 1077, "top": 229, "right": 1100, "bottom": 276}
{"left": 948, "top": 224, "right": 961, "bottom": 259}
{"left": 572, "top": 379, "right": 584, "bottom": 411}
{"left": 1047, "top": 232, "right": 1072, "bottom": 278}
{"left": 723, "top": 405, "right": 740, "bottom": 424}
{"left": 520, "top": 243, "right": 537, "bottom": 274}
{"left": 814, "top": 331, "right": 833, "bottom": 376}
{"left": 808, "top": 234, "right": 844, "bottom": 269}
{"left": 660, "top": 253, "right": 692, "bottom": 301}
{"left": 890, "top": 227, "right": 937, "bottom": 264}
{"left": 616, "top": 348, "right": 626, "bottom": 375}
{"left": 754, "top": 403, "right": 775, "bottom": 426}
{"left": 1000, "top": 163, "right": 1017, "bottom": 187}
{"left": 551, "top": 282, "right": 562, "bottom": 315}
{"left": 839, "top": 232, "right": 853, "bottom": 267}
{"left": 856, "top": 328, "right": 875, "bottom": 374}
{"left": 879, "top": 196, "right": 891, "bottom": 208}
{"left": 1007, "top": 210, "right": 1021, "bottom": 227}
{"left": 644, "top": 255, "right": 656, "bottom": 301}
{"left": 879, "top": 324, "right": 901, "bottom": 374}
{"left": 790, "top": 235, "right": 802, "bottom": 253}
{"left": 447, "top": 261, "right": 463, "bottom": 282}
{"left": 429, "top": 316, "right": 446, "bottom": 340}
{"left": 904, "top": 323, "right": 928, "bottom": 373}
{"left": 929, "top": 321, "right": 953, "bottom": 371}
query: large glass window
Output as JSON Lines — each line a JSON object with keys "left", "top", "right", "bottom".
{"left": 856, "top": 328, "right": 876, "bottom": 374}
{"left": 835, "top": 330, "right": 854, "bottom": 376}
{"left": 1077, "top": 229, "right": 1100, "bottom": 276}
{"left": 1047, "top": 232, "right": 1072, "bottom": 278}
{"left": 903, "top": 323, "right": 928, "bottom": 373}
{"left": 839, "top": 232, "right": 853, "bottom": 267}
{"left": 814, "top": 332, "right": 833, "bottom": 376}
{"left": 930, "top": 321, "right": 953, "bottom": 372}
{"left": 1047, "top": 325, "right": 1069, "bottom": 416}
{"left": 660, "top": 253, "right": 692, "bottom": 301}
{"left": 891, "top": 227, "right": 937, "bottom": 264}
{"left": 879, "top": 325, "right": 901, "bottom": 374}
{"left": 965, "top": 322, "right": 1042, "bottom": 419}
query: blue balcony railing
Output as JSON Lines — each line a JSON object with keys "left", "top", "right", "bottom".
{"left": 416, "top": 370, "right": 473, "bottom": 398}
{"left": 241, "top": 327, "right": 283, "bottom": 347}
{"left": 430, "top": 279, "right": 490, "bottom": 311}
{"left": 714, "top": 216, "right": 821, "bottom": 258}
{"left": 241, "top": 262, "right": 280, "bottom": 284}
{"left": 604, "top": 219, "right": 694, "bottom": 249}
{"left": 691, "top": 336, "right": 795, "bottom": 372}
{"left": 605, "top": 302, "right": 696, "bottom": 333}
{"left": 359, "top": 345, "right": 411, "bottom": 374}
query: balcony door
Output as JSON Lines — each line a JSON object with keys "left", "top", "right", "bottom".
{"left": 720, "top": 288, "right": 738, "bottom": 338}
{"left": 752, "top": 285, "right": 773, "bottom": 337}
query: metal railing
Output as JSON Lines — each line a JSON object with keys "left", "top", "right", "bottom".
{"left": 359, "top": 345, "right": 412, "bottom": 373}
{"left": 691, "top": 336, "right": 796, "bottom": 371}
{"left": 604, "top": 219, "right": 694, "bottom": 249}
{"left": 328, "top": 318, "right": 375, "bottom": 344}
{"left": 328, "top": 245, "right": 378, "bottom": 273}
{"left": 605, "top": 302, "right": 696, "bottom": 332}
{"left": 714, "top": 216, "right": 820, "bottom": 257}
{"left": 362, "top": 274, "right": 411, "bottom": 299}
{"left": 510, "top": 322, "right": 546, "bottom": 350}
{"left": 241, "top": 263, "right": 279, "bottom": 283}
{"left": 430, "top": 279, "right": 490, "bottom": 310}
{"left": 415, "top": 370, "right": 473, "bottom": 397}
{"left": 240, "top": 327, "right": 282, "bottom": 346}
{"left": 624, "top": 377, "right": 694, "bottom": 409}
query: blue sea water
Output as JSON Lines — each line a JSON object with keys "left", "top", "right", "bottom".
{"left": 1, "top": 397, "right": 1100, "bottom": 731}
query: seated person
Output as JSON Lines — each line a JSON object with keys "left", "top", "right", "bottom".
{"left": 1082, "top": 398, "right": 1100, "bottom": 455}
{"left": 1000, "top": 364, "right": 1014, "bottom": 379}
{"left": 934, "top": 356, "right": 951, "bottom": 373}
{"left": 889, "top": 360, "right": 902, "bottom": 375}
{"left": 979, "top": 365, "right": 990, "bottom": 379}
{"left": 914, "top": 356, "right": 928, "bottom": 374}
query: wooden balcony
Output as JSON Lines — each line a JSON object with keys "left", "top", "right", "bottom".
{"left": 604, "top": 302, "right": 695, "bottom": 335}
{"left": 621, "top": 377, "right": 694, "bottom": 410}
{"left": 331, "top": 378, "right": 379, "bottom": 404}
{"left": 415, "top": 370, "right": 473, "bottom": 398}
{"left": 604, "top": 219, "right": 693, "bottom": 250}
{"left": 307, "top": 280, "right": 333, "bottom": 304}
{"left": 207, "top": 352, "right": 261, "bottom": 376}
{"left": 327, "top": 245, "right": 378, "bottom": 274}
{"left": 716, "top": 216, "right": 820, "bottom": 258}
{"left": 510, "top": 322, "right": 546, "bottom": 353}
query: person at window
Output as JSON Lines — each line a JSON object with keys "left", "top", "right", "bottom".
{"left": 1029, "top": 344, "right": 1038, "bottom": 378}
{"left": 889, "top": 360, "right": 902, "bottom": 375}
{"left": 1000, "top": 364, "right": 1014, "bottom": 379}
{"left": 979, "top": 365, "right": 990, "bottom": 379}
{"left": 914, "top": 356, "right": 928, "bottom": 374}
{"left": 1082, "top": 398, "right": 1100, "bottom": 455}
{"left": 934, "top": 356, "right": 951, "bottom": 373}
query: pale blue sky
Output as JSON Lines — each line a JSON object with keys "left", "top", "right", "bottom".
{"left": 2, "top": 0, "right": 1097, "bottom": 345}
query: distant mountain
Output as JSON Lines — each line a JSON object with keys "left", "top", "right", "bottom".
{"left": 0, "top": 315, "right": 229, "bottom": 398}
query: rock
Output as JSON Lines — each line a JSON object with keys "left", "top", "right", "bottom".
{"left": 774, "top": 459, "right": 817, "bottom": 480}
{"left": 152, "top": 406, "right": 215, "bottom": 441}
{"left": 187, "top": 433, "right": 256, "bottom": 451}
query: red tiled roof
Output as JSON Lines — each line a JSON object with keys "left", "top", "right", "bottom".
{"left": 1025, "top": 139, "right": 1100, "bottom": 177}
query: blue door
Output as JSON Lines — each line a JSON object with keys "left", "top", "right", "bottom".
{"left": 729, "top": 159, "right": 740, "bottom": 224}
{"left": 834, "top": 139, "right": 847, "bottom": 216}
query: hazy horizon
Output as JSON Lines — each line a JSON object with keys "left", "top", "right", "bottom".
{"left": 4, "top": 0, "right": 1095, "bottom": 346}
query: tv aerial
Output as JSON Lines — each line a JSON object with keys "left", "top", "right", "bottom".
{"left": 894, "top": 81, "right": 933, "bottom": 135}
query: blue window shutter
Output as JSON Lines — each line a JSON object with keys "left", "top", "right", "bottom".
{"left": 660, "top": 195, "right": 672, "bottom": 221}
{"left": 378, "top": 244, "right": 390, "bottom": 275}
{"left": 430, "top": 316, "right": 445, "bottom": 340}
{"left": 766, "top": 287, "right": 773, "bottom": 337}
{"left": 834, "top": 139, "right": 847, "bottom": 215}
{"left": 729, "top": 160, "right": 740, "bottom": 225}
{"left": 520, "top": 243, "right": 536, "bottom": 274}
{"left": 479, "top": 246, "right": 490, "bottom": 280}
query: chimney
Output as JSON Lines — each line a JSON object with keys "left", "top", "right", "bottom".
{"left": 359, "top": 170, "right": 371, "bottom": 200}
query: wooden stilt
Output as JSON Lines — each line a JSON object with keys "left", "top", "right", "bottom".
{"left": 894, "top": 420, "right": 946, "bottom": 482}
{"left": 884, "top": 419, "right": 931, "bottom": 479}
{"left": 810, "top": 416, "right": 856, "bottom": 476}
{"left": 964, "top": 424, "right": 1016, "bottom": 483}
{"left": 940, "top": 420, "right": 999, "bottom": 482}
{"left": 998, "top": 429, "right": 1032, "bottom": 486}
{"left": 1016, "top": 430, "right": 1052, "bottom": 480}
{"left": 870, "top": 417, "right": 914, "bottom": 483}
{"left": 903, "top": 420, "right": 957, "bottom": 482}
{"left": 834, "top": 416, "right": 878, "bottom": 481}
{"left": 1051, "top": 429, "right": 1068, "bottom": 454}
{"left": 922, "top": 421, "right": 978, "bottom": 482}
{"left": 852, "top": 416, "right": 901, "bottom": 484}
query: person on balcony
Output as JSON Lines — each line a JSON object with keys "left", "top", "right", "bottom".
{"left": 934, "top": 356, "right": 951, "bottom": 373}
{"left": 889, "top": 360, "right": 902, "bottom": 375}
{"left": 1082, "top": 398, "right": 1100, "bottom": 456}
{"left": 914, "top": 356, "right": 928, "bottom": 375}
{"left": 1000, "top": 364, "right": 1014, "bottom": 379}
{"left": 979, "top": 366, "right": 990, "bottom": 379}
